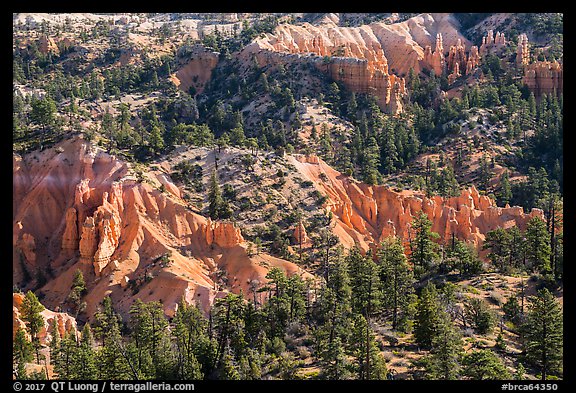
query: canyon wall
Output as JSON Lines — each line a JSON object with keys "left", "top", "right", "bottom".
{"left": 241, "top": 13, "right": 471, "bottom": 113}
{"left": 522, "top": 60, "right": 563, "bottom": 98}
{"left": 170, "top": 46, "right": 220, "bottom": 95}
{"left": 290, "top": 154, "right": 544, "bottom": 253}
{"left": 13, "top": 136, "right": 309, "bottom": 320}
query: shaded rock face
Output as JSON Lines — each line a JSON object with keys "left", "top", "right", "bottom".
{"left": 522, "top": 60, "right": 563, "bottom": 98}
{"left": 13, "top": 136, "right": 308, "bottom": 320}
{"left": 170, "top": 46, "right": 219, "bottom": 95}
{"left": 289, "top": 154, "right": 544, "bottom": 253}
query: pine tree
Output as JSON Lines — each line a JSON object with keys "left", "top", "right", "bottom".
{"left": 462, "top": 349, "right": 510, "bottom": 380}
{"left": 525, "top": 217, "right": 551, "bottom": 274}
{"left": 424, "top": 313, "right": 463, "bottom": 380}
{"left": 464, "top": 297, "right": 496, "bottom": 334}
{"left": 67, "top": 269, "right": 87, "bottom": 317}
{"left": 349, "top": 314, "right": 387, "bottom": 380}
{"left": 409, "top": 212, "right": 439, "bottom": 276}
{"left": 73, "top": 324, "right": 97, "bottom": 379}
{"left": 347, "top": 247, "right": 381, "bottom": 318}
{"left": 483, "top": 227, "right": 512, "bottom": 273}
{"left": 172, "top": 299, "right": 206, "bottom": 380}
{"left": 320, "top": 336, "right": 352, "bottom": 380}
{"left": 13, "top": 328, "right": 33, "bottom": 378}
{"left": 362, "top": 137, "right": 380, "bottom": 185}
{"left": 522, "top": 288, "right": 563, "bottom": 380}
{"left": 378, "top": 236, "right": 415, "bottom": 330}
{"left": 515, "top": 363, "right": 526, "bottom": 380}
{"left": 207, "top": 169, "right": 231, "bottom": 220}
{"left": 497, "top": 171, "right": 513, "bottom": 206}
{"left": 20, "top": 291, "right": 45, "bottom": 363}
{"left": 414, "top": 282, "right": 442, "bottom": 349}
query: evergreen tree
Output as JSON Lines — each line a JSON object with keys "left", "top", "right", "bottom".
{"left": 522, "top": 288, "right": 563, "bottom": 380}
{"left": 349, "top": 314, "right": 387, "bottom": 380}
{"left": 30, "top": 94, "right": 57, "bottom": 131}
{"left": 414, "top": 283, "right": 443, "bottom": 349}
{"left": 483, "top": 227, "right": 512, "bottom": 273}
{"left": 172, "top": 299, "right": 206, "bottom": 380}
{"left": 20, "top": 291, "right": 45, "bottom": 363}
{"left": 362, "top": 137, "right": 380, "bottom": 185}
{"left": 462, "top": 349, "right": 511, "bottom": 379}
{"left": 67, "top": 269, "right": 87, "bottom": 317}
{"left": 347, "top": 247, "right": 381, "bottom": 318}
{"left": 424, "top": 313, "right": 463, "bottom": 380}
{"left": 378, "top": 236, "right": 415, "bottom": 330}
{"left": 73, "top": 324, "right": 97, "bottom": 379}
{"left": 497, "top": 171, "right": 513, "bottom": 206}
{"left": 464, "top": 297, "right": 496, "bottom": 334}
{"left": 524, "top": 217, "right": 551, "bottom": 274}
{"left": 409, "top": 212, "right": 439, "bottom": 276}
{"left": 207, "top": 169, "right": 232, "bottom": 220}
{"left": 13, "top": 328, "right": 33, "bottom": 379}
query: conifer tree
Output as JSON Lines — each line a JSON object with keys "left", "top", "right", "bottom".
{"left": 424, "top": 312, "right": 463, "bottom": 380}
{"left": 13, "top": 328, "right": 33, "bottom": 379}
{"left": 410, "top": 212, "right": 439, "bottom": 275}
{"left": 522, "top": 288, "right": 563, "bottom": 380}
{"left": 414, "top": 283, "right": 442, "bottom": 349}
{"left": 525, "top": 217, "right": 551, "bottom": 274}
{"left": 378, "top": 236, "right": 415, "bottom": 330}
{"left": 20, "top": 291, "right": 45, "bottom": 363}
{"left": 462, "top": 349, "right": 510, "bottom": 380}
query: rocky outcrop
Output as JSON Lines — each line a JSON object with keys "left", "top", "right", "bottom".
{"left": 516, "top": 33, "right": 530, "bottom": 67}
{"left": 38, "top": 35, "right": 59, "bottom": 55}
{"left": 448, "top": 61, "right": 461, "bottom": 85}
{"left": 466, "top": 46, "right": 480, "bottom": 75}
{"left": 170, "top": 46, "right": 220, "bottom": 95}
{"left": 242, "top": 13, "right": 470, "bottom": 113}
{"left": 446, "top": 38, "right": 466, "bottom": 74}
{"left": 522, "top": 60, "right": 563, "bottom": 97}
{"left": 13, "top": 293, "right": 77, "bottom": 345}
{"left": 205, "top": 218, "right": 244, "bottom": 248}
{"left": 290, "top": 154, "right": 544, "bottom": 253}
{"left": 292, "top": 222, "right": 309, "bottom": 245}
{"left": 480, "top": 30, "right": 506, "bottom": 56}
{"left": 61, "top": 207, "right": 79, "bottom": 252}
{"left": 13, "top": 136, "right": 308, "bottom": 320}
{"left": 422, "top": 33, "right": 445, "bottom": 76}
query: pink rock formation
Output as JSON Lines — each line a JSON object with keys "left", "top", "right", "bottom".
{"left": 516, "top": 33, "right": 530, "bottom": 67}
{"left": 290, "top": 154, "right": 544, "bottom": 254}
{"left": 13, "top": 136, "right": 308, "bottom": 320}
{"left": 292, "top": 222, "right": 309, "bottom": 245}
{"left": 466, "top": 46, "right": 480, "bottom": 75}
{"left": 170, "top": 46, "right": 219, "bottom": 95}
{"left": 61, "top": 207, "right": 79, "bottom": 252}
{"left": 446, "top": 38, "right": 466, "bottom": 74}
{"left": 448, "top": 61, "right": 461, "bottom": 85}
{"left": 422, "top": 33, "right": 445, "bottom": 76}
{"left": 241, "top": 14, "right": 470, "bottom": 113}
{"left": 522, "top": 60, "right": 563, "bottom": 97}
{"left": 480, "top": 30, "right": 506, "bottom": 56}
{"left": 205, "top": 218, "right": 245, "bottom": 248}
